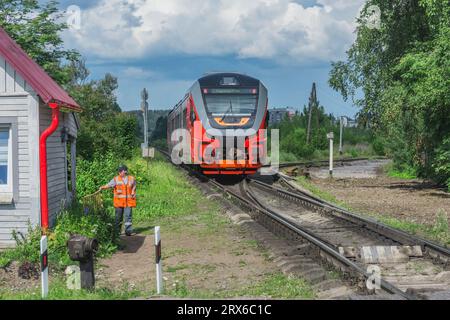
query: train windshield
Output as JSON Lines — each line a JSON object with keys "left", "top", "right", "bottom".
{"left": 204, "top": 94, "right": 257, "bottom": 115}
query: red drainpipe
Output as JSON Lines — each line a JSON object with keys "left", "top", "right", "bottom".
{"left": 39, "top": 102, "right": 60, "bottom": 233}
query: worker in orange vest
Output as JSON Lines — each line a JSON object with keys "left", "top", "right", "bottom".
{"left": 100, "top": 165, "right": 137, "bottom": 236}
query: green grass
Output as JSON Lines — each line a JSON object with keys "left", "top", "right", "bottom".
{"left": 295, "top": 177, "right": 351, "bottom": 210}
{"left": 376, "top": 212, "right": 449, "bottom": 246}
{"left": 167, "top": 264, "right": 189, "bottom": 273}
{"left": 130, "top": 157, "right": 204, "bottom": 221}
{"left": 384, "top": 163, "right": 418, "bottom": 180}
{"left": 238, "top": 273, "right": 316, "bottom": 299}
{"left": 0, "top": 278, "right": 145, "bottom": 300}
{"left": 165, "top": 273, "right": 316, "bottom": 299}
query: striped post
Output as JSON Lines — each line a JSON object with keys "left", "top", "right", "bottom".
{"left": 40, "top": 236, "right": 49, "bottom": 298}
{"left": 327, "top": 132, "right": 334, "bottom": 178}
{"left": 155, "top": 226, "right": 163, "bottom": 294}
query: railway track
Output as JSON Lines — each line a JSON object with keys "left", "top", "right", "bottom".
{"left": 246, "top": 177, "right": 450, "bottom": 298}
{"left": 157, "top": 149, "right": 450, "bottom": 299}
{"left": 263, "top": 156, "right": 388, "bottom": 169}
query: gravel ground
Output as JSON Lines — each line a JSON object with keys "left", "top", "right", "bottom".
{"left": 0, "top": 262, "right": 41, "bottom": 295}
{"left": 310, "top": 175, "right": 450, "bottom": 227}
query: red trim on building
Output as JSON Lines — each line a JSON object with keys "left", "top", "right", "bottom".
{"left": 39, "top": 103, "right": 60, "bottom": 232}
{"left": 0, "top": 27, "right": 81, "bottom": 112}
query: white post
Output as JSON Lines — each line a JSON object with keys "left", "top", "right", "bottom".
{"left": 327, "top": 132, "right": 334, "bottom": 178}
{"left": 40, "top": 236, "right": 49, "bottom": 299}
{"left": 155, "top": 226, "right": 163, "bottom": 295}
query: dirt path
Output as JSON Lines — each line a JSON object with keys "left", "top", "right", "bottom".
{"left": 96, "top": 216, "right": 278, "bottom": 296}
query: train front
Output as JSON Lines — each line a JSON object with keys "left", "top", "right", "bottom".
{"left": 192, "top": 73, "right": 268, "bottom": 175}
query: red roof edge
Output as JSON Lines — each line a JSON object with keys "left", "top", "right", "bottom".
{"left": 0, "top": 27, "right": 82, "bottom": 112}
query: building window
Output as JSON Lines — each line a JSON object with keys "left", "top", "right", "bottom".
{"left": 0, "top": 126, "right": 12, "bottom": 194}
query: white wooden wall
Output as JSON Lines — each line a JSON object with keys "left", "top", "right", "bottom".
{"left": 0, "top": 57, "right": 38, "bottom": 248}
{"left": 0, "top": 56, "right": 78, "bottom": 248}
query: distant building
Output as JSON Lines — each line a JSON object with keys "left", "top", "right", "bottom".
{"left": 269, "top": 108, "right": 296, "bottom": 125}
{"left": 342, "top": 116, "right": 358, "bottom": 128}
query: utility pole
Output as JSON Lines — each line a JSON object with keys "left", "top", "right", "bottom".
{"left": 141, "top": 88, "right": 149, "bottom": 148}
{"left": 306, "top": 83, "right": 317, "bottom": 145}
{"left": 339, "top": 116, "right": 344, "bottom": 156}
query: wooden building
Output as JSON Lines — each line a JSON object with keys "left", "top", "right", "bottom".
{"left": 0, "top": 27, "right": 82, "bottom": 248}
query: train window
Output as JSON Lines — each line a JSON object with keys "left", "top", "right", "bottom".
{"left": 182, "top": 109, "right": 187, "bottom": 128}
{"left": 220, "top": 77, "right": 239, "bottom": 86}
{"left": 204, "top": 94, "right": 257, "bottom": 115}
{"left": 190, "top": 108, "right": 196, "bottom": 123}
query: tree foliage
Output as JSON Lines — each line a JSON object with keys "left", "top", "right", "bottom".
{"left": 0, "top": 0, "right": 139, "bottom": 161}
{"left": 0, "top": 0, "right": 80, "bottom": 85}
{"left": 68, "top": 63, "right": 138, "bottom": 160}
{"left": 272, "top": 106, "right": 376, "bottom": 160}
{"left": 329, "top": 0, "right": 450, "bottom": 187}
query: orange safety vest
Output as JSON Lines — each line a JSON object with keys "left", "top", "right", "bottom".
{"left": 113, "top": 175, "right": 137, "bottom": 208}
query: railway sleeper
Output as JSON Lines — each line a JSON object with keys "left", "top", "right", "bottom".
{"left": 425, "top": 248, "right": 450, "bottom": 266}
{"left": 339, "top": 245, "right": 423, "bottom": 264}
{"left": 286, "top": 268, "right": 328, "bottom": 284}
{"left": 314, "top": 279, "right": 347, "bottom": 292}
{"left": 276, "top": 258, "right": 316, "bottom": 269}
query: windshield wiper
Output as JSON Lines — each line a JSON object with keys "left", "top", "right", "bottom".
{"left": 220, "top": 100, "right": 234, "bottom": 122}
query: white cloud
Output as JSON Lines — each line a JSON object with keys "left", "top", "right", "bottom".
{"left": 122, "top": 67, "right": 155, "bottom": 79}
{"left": 317, "top": 0, "right": 365, "bottom": 11}
{"left": 64, "top": 0, "right": 365, "bottom": 63}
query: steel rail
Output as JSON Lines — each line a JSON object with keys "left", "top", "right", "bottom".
{"left": 273, "top": 177, "right": 450, "bottom": 259}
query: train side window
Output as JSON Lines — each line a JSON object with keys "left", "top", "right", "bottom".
{"left": 183, "top": 109, "right": 187, "bottom": 128}
{"left": 190, "top": 108, "right": 196, "bottom": 123}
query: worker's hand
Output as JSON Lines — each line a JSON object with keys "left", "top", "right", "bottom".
{"left": 131, "top": 192, "right": 136, "bottom": 198}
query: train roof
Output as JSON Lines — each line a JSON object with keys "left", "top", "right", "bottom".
{"left": 198, "top": 72, "right": 260, "bottom": 87}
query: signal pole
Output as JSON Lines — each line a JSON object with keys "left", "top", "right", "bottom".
{"left": 339, "top": 116, "right": 344, "bottom": 156}
{"left": 306, "top": 83, "right": 317, "bottom": 145}
{"left": 141, "top": 88, "right": 149, "bottom": 148}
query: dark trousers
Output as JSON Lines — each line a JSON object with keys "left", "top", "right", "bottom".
{"left": 115, "top": 207, "right": 133, "bottom": 235}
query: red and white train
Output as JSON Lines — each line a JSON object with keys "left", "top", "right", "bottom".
{"left": 167, "top": 73, "right": 268, "bottom": 176}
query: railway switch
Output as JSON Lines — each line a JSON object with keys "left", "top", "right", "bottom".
{"left": 67, "top": 235, "right": 98, "bottom": 290}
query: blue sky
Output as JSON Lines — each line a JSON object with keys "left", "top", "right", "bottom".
{"left": 48, "top": 0, "right": 366, "bottom": 117}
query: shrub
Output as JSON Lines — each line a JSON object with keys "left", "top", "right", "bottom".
{"left": 77, "top": 152, "right": 120, "bottom": 198}
{"left": 151, "top": 138, "right": 167, "bottom": 150}
{"left": 433, "top": 137, "right": 450, "bottom": 191}
{"left": 0, "top": 225, "right": 42, "bottom": 268}
{"left": 372, "top": 137, "right": 386, "bottom": 156}
{"left": 0, "top": 204, "right": 117, "bottom": 270}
